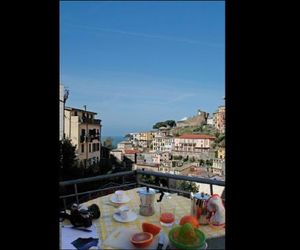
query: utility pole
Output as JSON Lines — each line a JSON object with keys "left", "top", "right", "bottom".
{"left": 84, "top": 105, "right": 88, "bottom": 169}
{"left": 60, "top": 86, "right": 69, "bottom": 140}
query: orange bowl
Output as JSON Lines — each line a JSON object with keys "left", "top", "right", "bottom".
{"left": 179, "top": 215, "right": 199, "bottom": 228}
{"left": 130, "top": 232, "right": 153, "bottom": 248}
{"left": 142, "top": 222, "right": 161, "bottom": 236}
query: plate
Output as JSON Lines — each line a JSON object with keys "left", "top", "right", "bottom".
{"left": 113, "top": 211, "right": 137, "bottom": 223}
{"left": 110, "top": 194, "right": 131, "bottom": 204}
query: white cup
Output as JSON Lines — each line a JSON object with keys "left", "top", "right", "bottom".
{"left": 115, "top": 190, "right": 124, "bottom": 202}
{"left": 117, "top": 205, "right": 130, "bottom": 220}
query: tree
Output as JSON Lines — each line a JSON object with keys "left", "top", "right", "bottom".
{"left": 60, "top": 139, "right": 79, "bottom": 180}
{"left": 153, "top": 120, "right": 176, "bottom": 129}
{"left": 153, "top": 121, "right": 166, "bottom": 129}
{"left": 179, "top": 181, "right": 199, "bottom": 193}
{"left": 165, "top": 120, "right": 176, "bottom": 128}
{"left": 103, "top": 137, "right": 113, "bottom": 149}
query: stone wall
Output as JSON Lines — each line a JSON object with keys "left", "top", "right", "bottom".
{"left": 176, "top": 112, "right": 208, "bottom": 128}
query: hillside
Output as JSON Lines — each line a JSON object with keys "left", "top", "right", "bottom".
{"left": 171, "top": 124, "right": 218, "bottom": 136}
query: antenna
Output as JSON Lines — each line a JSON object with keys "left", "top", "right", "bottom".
{"left": 64, "top": 88, "right": 69, "bottom": 103}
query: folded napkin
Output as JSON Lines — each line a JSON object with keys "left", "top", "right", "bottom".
{"left": 60, "top": 223, "right": 100, "bottom": 250}
{"left": 71, "top": 237, "right": 99, "bottom": 250}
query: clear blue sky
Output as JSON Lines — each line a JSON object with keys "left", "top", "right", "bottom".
{"left": 60, "top": 1, "right": 225, "bottom": 136}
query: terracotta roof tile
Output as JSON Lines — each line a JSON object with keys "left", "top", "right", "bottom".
{"left": 124, "top": 149, "right": 140, "bottom": 154}
{"left": 178, "top": 134, "right": 215, "bottom": 139}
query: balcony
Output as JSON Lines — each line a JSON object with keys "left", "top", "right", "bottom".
{"left": 81, "top": 117, "right": 102, "bottom": 125}
{"left": 59, "top": 170, "right": 225, "bottom": 249}
{"left": 80, "top": 134, "right": 100, "bottom": 143}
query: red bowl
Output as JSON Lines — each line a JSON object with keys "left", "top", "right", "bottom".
{"left": 130, "top": 232, "right": 153, "bottom": 248}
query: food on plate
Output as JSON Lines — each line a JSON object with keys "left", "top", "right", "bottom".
{"left": 142, "top": 222, "right": 161, "bottom": 236}
{"left": 179, "top": 215, "right": 199, "bottom": 228}
{"left": 130, "top": 232, "right": 153, "bottom": 248}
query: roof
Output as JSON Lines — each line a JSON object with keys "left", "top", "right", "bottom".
{"left": 124, "top": 149, "right": 140, "bottom": 154}
{"left": 177, "top": 134, "right": 215, "bottom": 140}
{"left": 118, "top": 140, "right": 131, "bottom": 144}
{"left": 111, "top": 149, "right": 122, "bottom": 152}
{"left": 65, "top": 106, "right": 97, "bottom": 115}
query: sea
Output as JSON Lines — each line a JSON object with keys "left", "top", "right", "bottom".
{"left": 101, "top": 135, "right": 127, "bottom": 148}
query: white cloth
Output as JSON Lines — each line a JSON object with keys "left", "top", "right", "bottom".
{"left": 60, "top": 223, "right": 100, "bottom": 250}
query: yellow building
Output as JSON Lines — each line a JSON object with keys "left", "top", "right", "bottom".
{"left": 217, "top": 147, "right": 225, "bottom": 159}
{"left": 64, "top": 106, "right": 102, "bottom": 167}
{"left": 139, "top": 131, "right": 154, "bottom": 141}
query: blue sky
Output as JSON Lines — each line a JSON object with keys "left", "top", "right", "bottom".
{"left": 60, "top": 1, "right": 225, "bottom": 136}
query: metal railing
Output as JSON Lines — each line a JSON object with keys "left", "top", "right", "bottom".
{"left": 59, "top": 169, "right": 225, "bottom": 210}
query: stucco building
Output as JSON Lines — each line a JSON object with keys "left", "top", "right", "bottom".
{"left": 173, "top": 134, "right": 215, "bottom": 160}
{"left": 64, "top": 106, "right": 102, "bottom": 167}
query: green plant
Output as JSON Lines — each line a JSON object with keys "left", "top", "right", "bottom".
{"left": 103, "top": 137, "right": 113, "bottom": 149}
{"left": 179, "top": 181, "right": 199, "bottom": 193}
{"left": 153, "top": 120, "right": 176, "bottom": 129}
{"left": 60, "top": 139, "right": 80, "bottom": 180}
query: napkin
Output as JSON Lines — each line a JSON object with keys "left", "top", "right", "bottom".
{"left": 60, "top": 223, "right": 100, "bottom": 250}
{"left": 71, "top": 237, "right": 99, "bottom": 250}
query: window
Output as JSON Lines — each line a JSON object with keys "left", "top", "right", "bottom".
{"left": 81, "top": 144, "right": 84, "bottom": 153}
{"left": 89, "top": 144, "right": 91, "bottom": 152}
{"left": 97, "top": 143, "right": 100, "bottom": 151}
{"left": 74, "top": 111, "right": 78, "bottom": 116}
{"left": 92, "top": 143, "right": 96, "bottom": 152}
{"left": 81, "top": 129, "right": 85, "bottom": 135}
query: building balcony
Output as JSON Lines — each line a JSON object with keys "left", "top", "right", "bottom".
{"left": 81, "top": 117, "right": 102, "bottom": 125}
{"left": 59, "top": 170, "right": 225, "bottom": 249}
{"left": 80, "top": 134, "right": 101, "bottom": 143}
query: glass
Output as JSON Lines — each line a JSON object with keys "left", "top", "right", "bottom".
{"left": 159, "top": 205, "right": 175, "bottom": 227}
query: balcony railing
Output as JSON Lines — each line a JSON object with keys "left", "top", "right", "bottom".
{"left": 81, "top": 118, "right": 101, "bottom": 125}
{"left": 59, "top": 169, "right": 225, "bottom": 210}
{"left": 80, "top": 134, "right": 101, "bottom": 143}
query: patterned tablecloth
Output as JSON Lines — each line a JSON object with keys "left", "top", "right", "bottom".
{"left": 79, "top": 187, "right": 225, "bottom": 249}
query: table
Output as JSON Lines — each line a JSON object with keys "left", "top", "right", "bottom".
{"left": 78, "top": 187, "right": 225, "bottom": 249}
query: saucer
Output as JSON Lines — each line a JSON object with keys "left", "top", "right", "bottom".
{"left": 110, "top": 194, "right": 131, "bottom": 204}
{"left": 113, "top": 211, "right": 137, "bottom": 223}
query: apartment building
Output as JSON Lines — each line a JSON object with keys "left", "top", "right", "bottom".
{"left": 64, "top": 106, "right": 102, "bottom": 167}
{"left": 174, "top": 134, "right": 215, "bottom": 152}
{"left": 152, "top": 135, "right": 174, "bottom": 152}
{"left": 213, "top": 106, "right": 225, "bottom": 133}
{"left": 117, "top": 141, "right": 133, "bottom": 152}
{"left": 211, "top": 159, "right": 225, "bottom": 176}
{"left": 152, "top": 134, "right": 163, "bottom": 152}
{"left": 133, "top": 131, "right": 154, "bottom": 148}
